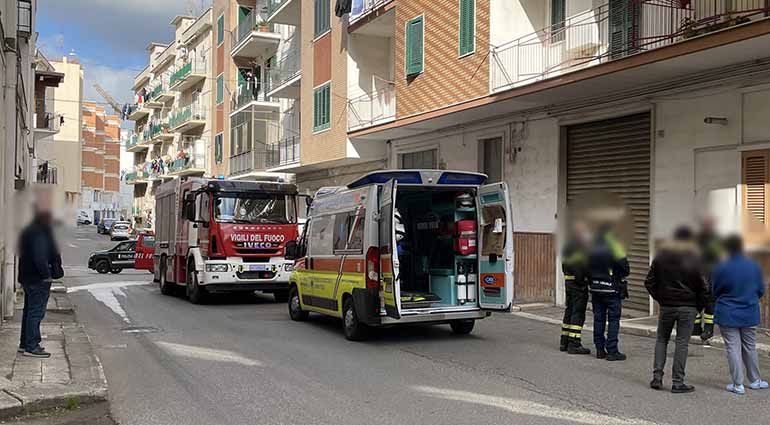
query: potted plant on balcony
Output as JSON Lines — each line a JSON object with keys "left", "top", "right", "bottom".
{"left": 258, "top": 21, "right": 270, "bottom": 32}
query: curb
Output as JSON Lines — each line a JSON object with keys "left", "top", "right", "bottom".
{"left": 0, "top": 384, "right": 107, "bottom": 419}
{"left": 511, "top": 311, "right": 770, "bottom": 356}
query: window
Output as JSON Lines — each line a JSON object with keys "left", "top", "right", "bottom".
{"left": 459, "top": 0, "right": 475, "bottom": 56}
{"left": 742, "top": 150, "right": 770, "bottom": 244}
{"left": 333, "top": 210, "right": 366, "bottom": 253}
{"left": 551, "top": 0, "right": 566, "bottom": 42}
{"left": 405, "top": 16, "right": 424, "bottom": 77}
{"left": 314, "top": 0, "right": 330, "bottom": 38}
{"left": 140, "top": 236, "right": 155, "bottom": 248}
{"left": 313, "top": 83, "right": 331, "bottom": 132}
{"left": 309, "top": 215, "right": 334, "bottom": 256}
{"left": 217, "top": 13, "right": 225, "bottom": 46}
{"left": 238, "top": 6, "right": 252, "bottom": 25}
{"left": 215, "top": 133, "right": 223, "bottom": 164}
{"left": 216, "top": 74, "right": 224, "bottom": 104}
{"left": 400, "top": 149, "right": 437, "bottom": 169}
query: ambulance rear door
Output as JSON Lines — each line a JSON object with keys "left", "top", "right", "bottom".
{"left": 477, "top": 182, "right": 514, "bottom": 311}
{"left": 379, "top": 179, "right": 402, "bottom": 319}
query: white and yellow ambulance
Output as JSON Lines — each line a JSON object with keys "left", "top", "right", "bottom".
{"left": 285, "top": 170, "right": 513, "bottom": 340}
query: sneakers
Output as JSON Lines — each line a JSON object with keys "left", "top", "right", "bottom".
{"left": 726, "top": 384, "right": 746, "bottom": 395}
{"left": 749, "top": 380, "right": 769, "bottom": 390}
{"left": 596, "top": 348, "right": 607, "bottom": 359}
{"left": 567, "top": 345, "right": 591, "bottom": 355}
{"left": 18, "top": 345, "right": 44, "bottom": 353}
{"left": 22, "top": 347, "right": 51, "bottom": 358}
{"left": 650, "top": 377, "right": 663, "bottom": 390}
{"left": 606, "top": 352, "right": 627, "bottom": 362}
{"left": 671, "top": 384, "right": 695, "bottom": 394}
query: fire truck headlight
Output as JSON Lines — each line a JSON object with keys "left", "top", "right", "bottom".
{"left": 206, "top": 264, "right": 229, "bottom": 273}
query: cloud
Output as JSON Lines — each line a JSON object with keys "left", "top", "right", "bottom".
{"left": 83, "top": 63, "right": 138, "bottom": 107}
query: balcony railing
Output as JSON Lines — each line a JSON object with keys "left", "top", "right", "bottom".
{"left": 126, "top": 134, "right": 141, "bottom": 150}
{"left": 34, "top": 112, "right": 61, "bottom": 132}
{"left": 125, "top": 170, "right": 149, "bottom": 184}
{"left": 265, "top": 42, "right": 300, "bottom": 94}
{"left": 350, "top": 0, "right": 394, "bottom": 25}
{"left": 347, "top": 84, "right": 396, "bottom": 131}
{"left": 148, "top": 121, "right": 169, "bottom": 139}
{"left": 234, "top": 12, "right": 274, "bottom": 47}
{"left": 169, "top": 104, "right": 207, "bottom": 130}
{"left": 490, "top": 0, "right": 770, "bottom": 93}
{"left": 232, "top": 82, "right": 271, "bottom": 110}
{"left": 266, "top": 136, "right": 300, "bottom": 169}
{"left": 229, "top": 149, "right": 267, "bottom": 176}
{"left": 170, "top": 58, "right": 206, "bottom": 88}
{"left": 267, "top": 0, "right": 290, "bottom": 17}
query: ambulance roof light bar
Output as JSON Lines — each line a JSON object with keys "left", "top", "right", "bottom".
{"left": 347, "top": 170, "right": 487, "bottom": 189}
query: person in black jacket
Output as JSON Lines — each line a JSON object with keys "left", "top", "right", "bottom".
{"left": 18, "top": 203, "right": 62, "bottom": 358}
{"left": 560, "top": 220, "right": 592, "bottom": 355}
{"left": 645, "top": 226, "right": 707, "bottom": 394}
{"left": 589, "top": 224, "right": 630, "bottom": 361}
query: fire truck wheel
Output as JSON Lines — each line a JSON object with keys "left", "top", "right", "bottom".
{"left": 343, "top": 297, "right": 368, "bottom": 341}
{"left": 187, "top": 266, "right": 207, "bottom": 304}
{"left": 449, "top": 320, "right": 475, "bottom": 335}
{"left": 288, "top": 286, "right": 308, "bottom": 321}
{"left": 159, "top": 258, "right": 175, "bottom": 296}
{"left": 273, "top": 290, "right": 289, "bottom": 303}
{"left": 95, "top": 260, "right": 110, "bottom": 274}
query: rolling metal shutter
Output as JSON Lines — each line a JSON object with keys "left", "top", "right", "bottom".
{"left": 567, "top": 113, "right": 651, "bottom": 312}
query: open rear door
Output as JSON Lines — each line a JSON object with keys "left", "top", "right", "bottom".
{"left": 477, "top": 183, "right": 514, "bottom": 311}
{"left": 379, "top": 179, "right": 401, "bottom": 319}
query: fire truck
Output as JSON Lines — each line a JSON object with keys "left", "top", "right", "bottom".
{"left": 154, "top": 178, "right": 302, "bottom": 304}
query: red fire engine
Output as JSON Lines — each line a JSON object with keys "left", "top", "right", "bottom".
{"left": 154, "top": 178, "right": 302, "bottom": 304}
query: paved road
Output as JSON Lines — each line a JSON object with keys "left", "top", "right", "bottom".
{"left": 57, "top": 225, "right": 770, "bottom": 425}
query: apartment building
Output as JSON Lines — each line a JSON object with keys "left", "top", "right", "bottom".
{"left": 81, "top": 101, "right": 122, "bottom": 222}
{"left": 127, "top": 9, "right": 214, "bottom": 230}
{"left": 274, "top": 1, "right": 770, "bottom": 317}
{"left": 1, "top": 0, "right": 41, "bottom": 321}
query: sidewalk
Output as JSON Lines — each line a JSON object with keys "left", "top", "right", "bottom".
{"left": 0, "top": 286, "right": 107, "bottom": 419}
{"left": 512, "top": 303, "right": 770, "bottom": 355}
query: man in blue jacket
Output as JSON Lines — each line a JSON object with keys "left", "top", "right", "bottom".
{"left": 713, "top": 235, "right": 767, "bottom": 394}
{"left": 17, "top": 203, "right": 62, "bottom": 358}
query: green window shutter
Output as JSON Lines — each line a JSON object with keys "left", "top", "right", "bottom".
{"left": 314, "top": 0, "right": 330, "bottom": 38}
{"left": 313, "top": 83, "right": 331, "bottom": 132}
{"left": 405, "top": 16, "right": 424, "bottom": 77}
{"left": 217, "top": 14, "right": 225, "bottom": 45}
{"left": 215, "top": 134, "right": 223, "bottom": 164}
{"left": 216, "top": 74, "right": 224, "bottom": 104}
{"left": 459, "top": 0, "right": 475, "bottom": 56}
{"left": 238, "top": 7, "right": 251, "bottom": 25}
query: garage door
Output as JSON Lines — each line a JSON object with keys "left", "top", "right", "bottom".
{"left": 566, "top": 113, "right": 651, "bottom": 312}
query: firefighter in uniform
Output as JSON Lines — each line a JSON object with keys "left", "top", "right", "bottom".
{"left": 693, "top": 220, "right": 722, "bottom": 341}
{"left": 560, "top": 221, "right": 592, "bottom": 354}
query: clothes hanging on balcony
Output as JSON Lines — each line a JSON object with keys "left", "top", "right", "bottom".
{"left": 335, "top": 0, "right": 352, "bottom": 17}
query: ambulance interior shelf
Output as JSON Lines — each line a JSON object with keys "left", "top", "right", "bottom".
{"left": 394, "top": 188, "right": 478, "bottom": 310}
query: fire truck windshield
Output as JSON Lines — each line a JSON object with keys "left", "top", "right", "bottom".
{"left": 214, "top": 193, "right": 294, "bottom": 225}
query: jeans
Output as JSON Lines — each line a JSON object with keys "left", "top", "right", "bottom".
{"left": 592, "top": 292, "right": 622, "bottom": 353}
{"left": 20, "top": 281, "right": 52, "bottom": 351}
{"left": 653, "top": 305, "right": 697, "bottom": 384}
{"left": 720, "top": 326, "right": 761, "bottom": 386}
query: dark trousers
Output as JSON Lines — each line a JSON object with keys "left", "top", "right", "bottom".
{"left": 561, "top": 285, "right": 589, "bottom": 347}
{"left": 20, "top": 281, "right": 52, "bottom": 351}
{"left": 592, "top": 292, "right": 622, "bottom": 354}
{"left": 654, "top": 306, "right": 697, "bottom": 384}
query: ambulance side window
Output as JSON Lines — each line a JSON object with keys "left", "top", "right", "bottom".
{"left": 333, "top": 210, "right": 365, "bottom": 254}
{"left": 309, "top": 215, "right": 334, "bottom": 256}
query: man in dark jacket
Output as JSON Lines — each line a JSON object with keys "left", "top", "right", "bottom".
{"left": 560, "top": 220, "right": 591, "bottom": 355}
{"left": 645, "top": 226, "right": 707, "bottom": 394}
{"left": 18, "top": 205, "right": 61, "bottom": 358}
{"left": 589, "top": 224, "right": 630, "bottom": 361}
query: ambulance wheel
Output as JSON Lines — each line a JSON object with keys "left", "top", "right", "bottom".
{"left": 288, "top": 287, "right": 308, "bottom": 321}
{"left": 95, "top": 260, "right": 110, "bottom": 274}
{"left": 110, "top": 267, "right": 122, "bottom": 274}
{"left": 450, "top": 320, "right": 475, "bottom": 335}
{"left": 187, "top": 265, "right": 207, "bottom": 305}
{"left": 159, "top": 257, "right": 175, "bottom": 296}
{"left": 273, "top": 290, "right": 289, "bottom": 303}
{"left": 343, "top": 297, "right": 368, "bottom": 341}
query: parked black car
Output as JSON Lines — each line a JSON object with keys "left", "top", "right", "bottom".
{"left": 88, "top": 240, "right": 137, "bottom": 274}
{"left": 97, "top": 218, "right": 117, "bottom": 235}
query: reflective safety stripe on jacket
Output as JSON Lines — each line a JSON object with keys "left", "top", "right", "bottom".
{"left": 694, "top": 313, "right": 714, "bottom": 325}
{"left": 561, "top": 323, "right": 583, "bottom": 339}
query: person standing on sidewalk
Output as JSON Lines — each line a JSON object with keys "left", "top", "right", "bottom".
{"left": 645, "top": 227, "right": 707, "bottom": 394}
{"left": 712, "top": 235, "right": 767, "bottom": 395}
{"left": 588, "top": 224, "right": 630, "bottom": 361}
{"left": 17, "top": 196, "right": 63, "bottom": 358}
{"left": 560, "top": 220, "right": 592, "bottom": 355}
{"left": 692, "top": 217, "right": 722, "bottom": 341}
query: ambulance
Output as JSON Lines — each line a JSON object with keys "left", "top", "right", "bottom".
{"left": 285, "top": 170, "right": 513, "bottom": 340}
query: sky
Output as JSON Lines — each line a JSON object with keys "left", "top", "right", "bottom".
{"left": 37, "top": 0, "right": 210, "bottom": 112}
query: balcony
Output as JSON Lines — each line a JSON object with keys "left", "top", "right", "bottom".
{"left": 267, "top": 0, "right": 300, "bottom": 26}
{"left": 125, "top": 170, "right": 149, "bottom": 185}
{"left": 169, "top": 58, "right": 207, "bottom": 92}
{"left": 167, "top": 153, "right": 206, "bottom": 177}
{"left": 127, "top": 103, "right": 150, "bottom": 121}
{"left": 231, "top": 82, "right": 280, "bottom": 115}
{"left": 229, "top": 149, "right": 267, "bottom": 177}
{"left": 33, "top": 112, "right": 61, "bottom": 141}
{"left": 231, "top": 12, "right": 281, "bottom": 60}
{"left": 169, "top": 104, "right": 207, "bottom": 133}
{"left": 265, "top": 42, "right": 301, "bottom": 99}
{"left": 266, "top": 136, "right": 300, "bottom": 170}
{"left": 347, "top": 84, "right": 396, "bottom": 131}
{"left": 146, "top": 77, "right": 174, "bottom": 107}
{"left": 349, "top": 0, "right": 394, "bottom": 26}
{"left": 489, "top": 0, "right": 770, "bottom": 93}
{"left": 126, "top": 133, "right": 149, "bottom": 152}
{"left": 149, "top": 121, "right": 174, "bottom": 143}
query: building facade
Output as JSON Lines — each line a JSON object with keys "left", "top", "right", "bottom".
{"left": 81, "top": 101, "right": 122, "bottom": 222}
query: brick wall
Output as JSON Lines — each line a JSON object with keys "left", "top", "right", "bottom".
{"left": 104, "top": 177, "right": 120, "bottom": 192}
{"left": 395, "top": 0, "right": 489, "bottom": 119}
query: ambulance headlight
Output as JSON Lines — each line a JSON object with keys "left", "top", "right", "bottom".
{"left": 284, "top": 263, "right": 294, "bottom": 272}
{"left": 206, "top": 264, "right": 229, "bottom": 272}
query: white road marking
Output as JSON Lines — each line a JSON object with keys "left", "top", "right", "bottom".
{"left": 68, "top": 243, "right": 79, "bottom": 248}
{"left": 155, "top": 341, "right": 262, "bottom": 367}
{"left": 89, "top": 286, "right": 131, "bottom": 323}
{"left": 68, "top": 281, "right": 150, "bottom": 293}
{"left": 412, "top": 386, "right": 663, "bottom": 425}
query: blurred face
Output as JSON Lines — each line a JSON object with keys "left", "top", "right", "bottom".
{"left": 572, "top": 220, "right": 591, "bottom": 243}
